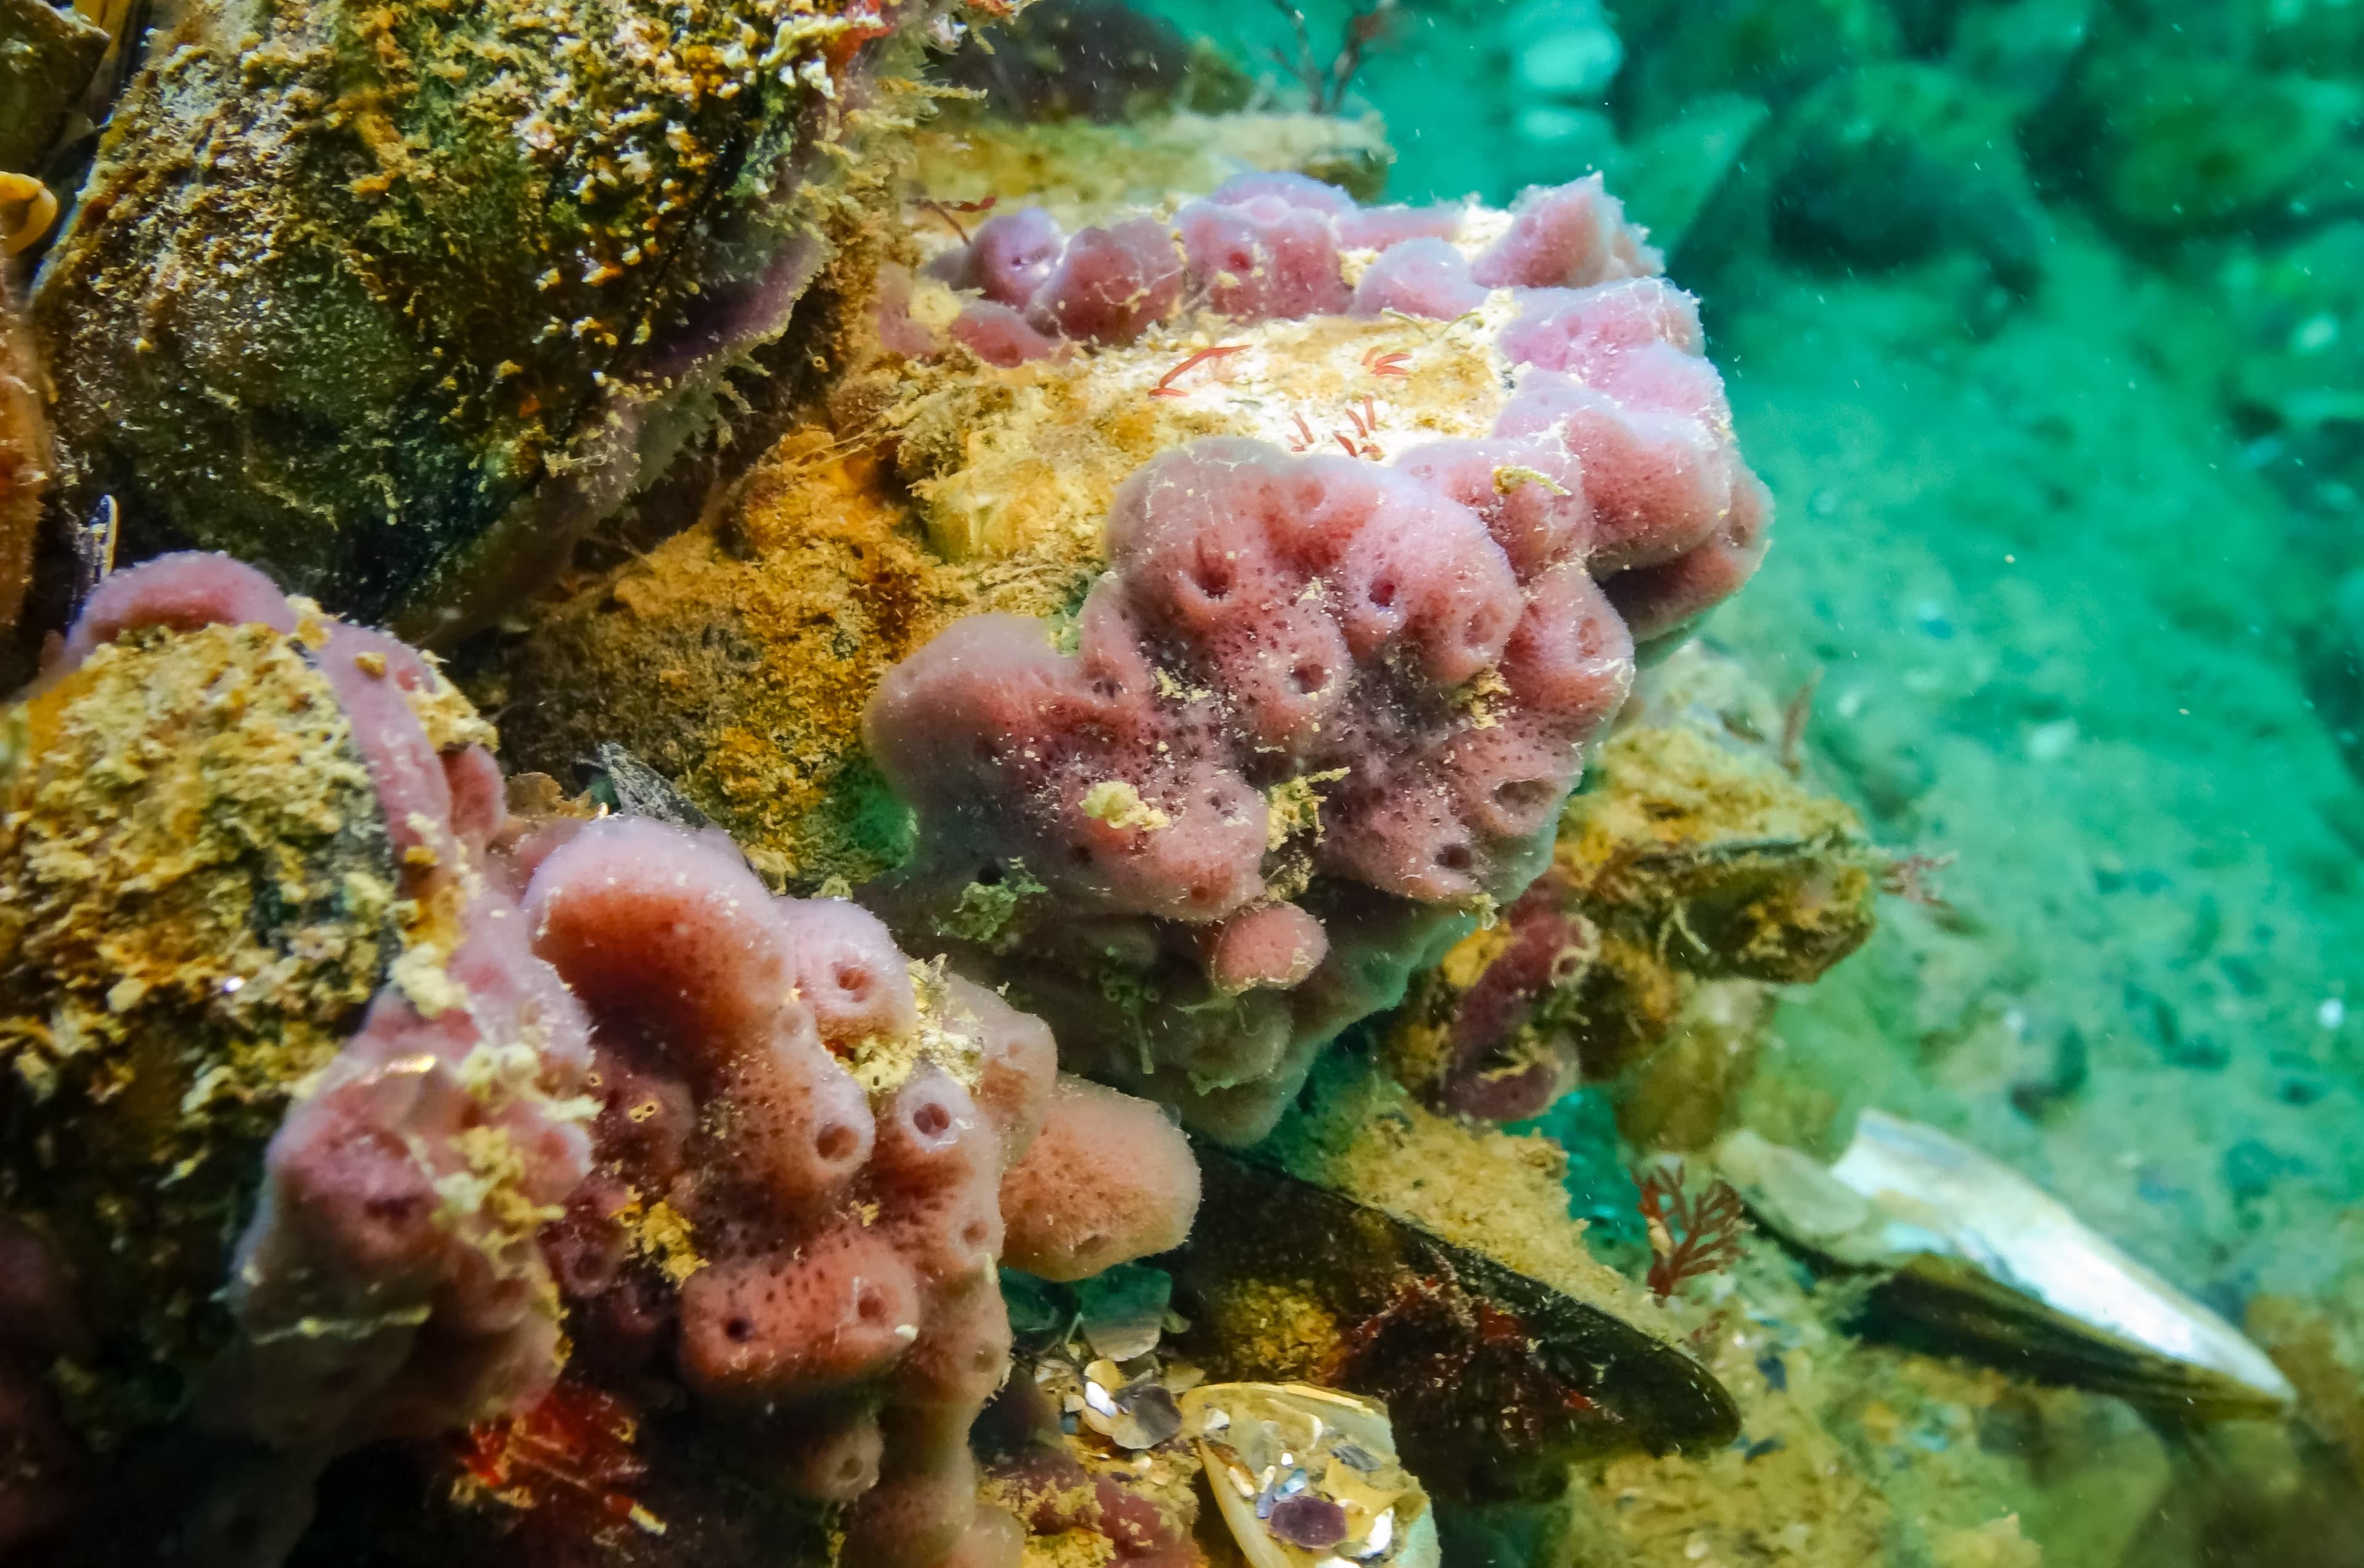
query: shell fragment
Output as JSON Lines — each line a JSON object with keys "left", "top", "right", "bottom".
{"left": 1719, "top": 1112, "right": 2295, "bottom": 1419}
{"left": 1180, "top": 1383, "right": 1441, "bottom": 1568}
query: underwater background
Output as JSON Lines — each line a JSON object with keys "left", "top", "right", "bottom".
{"left": 4, "top": 0, "right": 2364, "bottom": 1562}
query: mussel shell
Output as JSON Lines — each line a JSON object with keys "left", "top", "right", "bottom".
{"left": 1721, "top": 1115, "right": 2295, "bottom": 1421}
{"left": 1181, "top": 1380, "right": 1441, "bottom": 1568}
{"left": 1170, "top": 1149, "right": 1740, "bottom": 1503}
{"left": 33, "top": 0, "right": 880, "bottom": 633}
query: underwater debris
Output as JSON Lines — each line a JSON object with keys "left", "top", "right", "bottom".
{"left": 977, "top": 1261, "right": 1213, "bottom": 1566}
{"left": 979, "top": 1345, "right": 1206, "bottom": 1566}
{"left": 1183, "top": 1380, "right": 1439, "bottom": 1568}
{"left": 1719, "top": 1114, "right": 2298, "bottom": 1421}
{"left": 31, "top": 0, "right": 947, "bottom": 636}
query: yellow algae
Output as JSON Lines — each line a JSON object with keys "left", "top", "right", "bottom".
{"left": 624, "top": 1196, "right": 705, "bottom": 1287}
{"left": 1080, "top": 780, "right": 1170, "bottom": 832}
{"left": 843, "top": 957, "right": 992, "bottom": 1098}
{"left": 886, "top": 302, "right": 1517, "bottom": 565}
{"left": 487, "top": 430, "right": 1090, "bottom": 893}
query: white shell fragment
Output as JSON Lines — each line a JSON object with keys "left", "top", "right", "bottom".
{"left": 1179, "top": 1383, "right": 1441, "bottom": 1568}
{"left": 1718, "top": 1112, "right": 2295, "bottom": 1419}
{"left": 1077, "top": 1357, "right": 1186, "bottom": 1450}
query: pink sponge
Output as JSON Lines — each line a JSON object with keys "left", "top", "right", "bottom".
{"left": 65, "top": 558, "right": 595, "bottom": 1450}
{"left": 525, "top": 816, "right": 1194, "bottom": 1568}
{"left": 927, "top": 172, "right": 1656, "bottom": 340}
{"left": 965, "top": 206, "right": 1067, "bottom": 307}
{"left": 999, "top": 1077, "right": 1202, "bottom": 1281}
{"left": 952, "top": 302, "right": 1060, "bottom": 367}
{"left": 867, "top": 436, "right": 1636, "bottom": 1140}
{"left": 945, "top": 217, "right": 1183, "bottom": 355}
{"left": 1336, "top": 201, "right": 1466, "bottom": 251}
{"left": 1178, "top": 191, "right": 1353, "bottom": 321}
{"left": 1489, "top": 279, "right": 1765, "bottom": 627}
{"left": 878, "top": 175, "right": 1769, "bottom": 1138}
{"left": 1027, "top": 219, "right": 1186, "bottom": 345}
{"left": 1471, "top": 173, "right": 1663, "bottom": 289}
{"left": 1351, "top": 236, "right": 1489, "bottom": 320}
{"left": 14, "top": 552, "right": 598, "bottom": 1556}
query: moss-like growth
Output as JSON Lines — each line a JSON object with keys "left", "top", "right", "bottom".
{"left": 485, "top": 430, "right": 1084, "bottom": 892}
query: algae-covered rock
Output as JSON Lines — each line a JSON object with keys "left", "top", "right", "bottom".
{"left": 1613, "top": 0, "right": 1899, "bottom": 127}
{"left": 909, "top": 103, "right": 1396, "bottom": 223}
{"left": 1769, "top": 64, "right": 2049, "bottom": 294}
{"left": 1511, "top": 1239, "right": 2174, "bottom": 1568}
{"left": 480, "top": 105, "right": 1407, "bottom": 890}
{"left": 2224, "top": 221, "right": 2364, "bottom": 431}
{"left": 0, "top": 0, "right": 108, "bottom": 173}
{"left": 0, "top": 619, "right": 400, "bottom": 1432}
{"left": 486, "top": 430, "right": 1059, "bottom": 893}
{"left": 2036, "top": 45, "right": 2363, "bottom": 236}
{"left": 1385, "top": 643, "right": 1880, "bottom": 1132}
{"left": 33, "top": 0, "right": 925, "bottom": 634}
